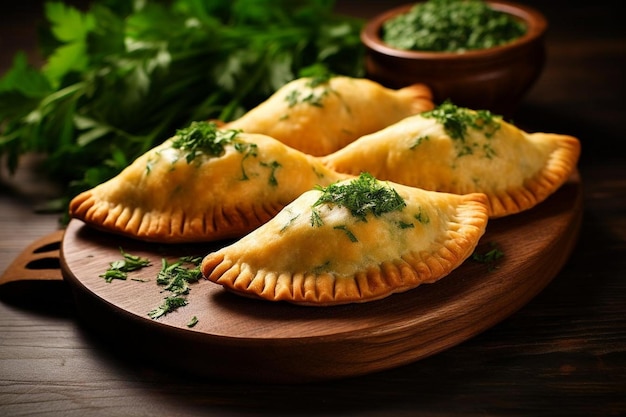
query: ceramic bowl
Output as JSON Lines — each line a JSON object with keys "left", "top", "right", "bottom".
{"left": 361, "top": 1, "right": 548, "bottom": 116}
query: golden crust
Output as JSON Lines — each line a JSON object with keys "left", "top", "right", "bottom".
{"left": 201, "top": 178, "right": 489, "bottom": 306}
{"left": 68, "top": 131, "right": 350, "bottom": 243}
{"left": 222, "top": 76, "right": 433, "bottom": 156}
{"left": 320, "top": 114, "right": 581, "bottom": 218}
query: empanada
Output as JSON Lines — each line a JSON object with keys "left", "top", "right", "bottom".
{"left": 221, "top": 76, "right": 434, "bottom": 156}
{"left": 320, "top": 102, "right": 581, "bottom": 218}
{"left": 69, "top": 121, "right": 350, "bottom": 243}
{"left": 201, "top": 173, "right": 489, "bottom": 306}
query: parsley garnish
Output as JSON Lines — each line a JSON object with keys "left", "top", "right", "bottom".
{"left": 172, "top": 121, "right": 242, "bottom": 163}
{"left": 311, "top": 172, "right": 406, "bottom": 226}
{"left": 261, "top": 160, "right": 281, "bottom": 186}
{"left": 333, "top": 225, "right": 358, "bottom": 242}
{"left": 148, "top": 296, "right": 188, "bottom": 320}
{"left": 99, "top": 247, "right": 151, "bottom": 283}
{"left": 187, "top": 316, "right": 199, "bottom": 328}
{"left": 171, "top": 120, "right": 260, "bottom": 181}
{"left": 422, "top": 101, "right": 501, "bottom": 158}
{"left": 156, "top": 258, "right": 202, "bottom": 295}
{"left": 382, "top": 0, "right": 526, "bottom": 52}
{"left": 472, "top": 242, "right": 505, "bottom": 271}
{"left": 285, "top": 75, "right": 335, "bottom": 108}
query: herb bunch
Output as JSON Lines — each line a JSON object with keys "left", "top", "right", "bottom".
{"left": 0, "top": 0, "right": 365, "bottom": 213}
{"left": 311, "top": 172, "right": 406, "bottom": 226}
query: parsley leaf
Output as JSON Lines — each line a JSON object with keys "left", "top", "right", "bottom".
{"left": 99, "top": 247, "right": 151, "bottom": 283}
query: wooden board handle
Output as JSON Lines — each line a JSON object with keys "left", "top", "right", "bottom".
{"left": 0, "top": 229, "right": 65, "bottom": 286}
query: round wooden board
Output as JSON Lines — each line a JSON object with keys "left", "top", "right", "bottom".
{"left": 60, "top": 173, "right": 582, "bottom": 383}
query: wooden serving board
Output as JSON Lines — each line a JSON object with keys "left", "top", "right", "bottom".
{"left": 55, "top": 173, "right": 582, "bottom": 383}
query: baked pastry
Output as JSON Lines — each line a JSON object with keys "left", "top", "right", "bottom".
{"left": 221, "top": 75, "right": 434, "bottom": 156}
{"left": 202, "top": 173, "right": 489, "bottom": 306}
{"left": 68, "top": 121, "right": 351, "bottom": 243}
{"left": 320, "top": 102, "right": 581, "bottom": 218}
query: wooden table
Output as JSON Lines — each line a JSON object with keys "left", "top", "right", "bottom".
{"left": 1, "top": 1, "right": 624, "bottom": 416}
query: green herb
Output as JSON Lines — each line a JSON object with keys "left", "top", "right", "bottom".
{"left": 171, "top": 121, "right": 241, "bottom": 162}
{"left": 422, "top": 101, "right": 501, "bottom": 157}
{"left": 179, "top": 255, "right": 203, "bottom": 265}
{"left": 333, "top": 225, "right": 358, "bottom": 242}
{"left": 311, "top": 172, "right": 406, "bottom": 225}
{"left": 382, "top": 0, "right": 526, "bottom": 52}
{"left": 410, "top": 135, "right": 430, "bottom": 149}
{"left": 398, "top": 221, "right": 414, "bottom": 229}
{"left": 156, "top": 258, "right": 202, "bottom": 295}
{"left": 284, "top": 73, "right": 336, "bottom": 108}
{"left": 148, "top": 296, "right": 188, "bottom": 319}
{"left": 472, "top": 242, "right": 504, "bottom": 271}
{"left": 414, "top": 208, "right": 430, "bottom": 224}
{"left": 99, "top": 247, "right": 151, "bottom": 283}
{"left": 261, "top": 160, "right": 281, "bottom": 186}
{"left": 187, "top": 316, "right": 199, "bottom": 328}
{"left": 171, "top": 120, "right": 260, "bottom": 180}
{"left": 0, "top": 0, "right": 365, "bottom": 216}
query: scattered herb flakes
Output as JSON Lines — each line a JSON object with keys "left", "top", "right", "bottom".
{"left": 333, "top": 225, "right": 358, "bottom": 242}
{"left": 179, "top": 255, "right": 203, "bottom": 266}
{"left": 285, "top": 75, "right": 334, "bottom": 108}
{"left": 148, "top": 296, "right": 188, "bottom": 320}
{"left": 99, "top": 247, "right": 151, "bottom": 283}
{"left": 422, "top": 101, "right": 501, "bottom": 158}
{"left": 261, "top": 160, "right": 282, "bottom": 186}
{"left": 147, "top": 255, "right": 205, "bottom": 319}
{"left": 156, "top": 258, "right": 202, "bottom": 295}
{"left": 410, "top": 135, "right": 430, "bottom": 150}
{"left": 187, "top": 316, "right": 199, "bottom": 328}
{"left": 99, "top": 249, "right": 205, "bottom": 319}
{"left": 311, "top": 172, "right": 406, "bottom": 225}
{"left": 472, "top": 242, "right": 504, "bottom": 271}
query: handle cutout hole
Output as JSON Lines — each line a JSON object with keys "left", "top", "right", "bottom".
{"left": 26, "top": 257, "right": 61, "bottom": 270}
{"left": 33, "top": 241, "right": 61, "bottom": 254}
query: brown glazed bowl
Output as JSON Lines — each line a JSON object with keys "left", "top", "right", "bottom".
{"left": 361, "top": 1, "right": 548, "bottom": 116}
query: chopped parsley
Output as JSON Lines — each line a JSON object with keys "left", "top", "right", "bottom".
{"left": 382, "top": 0, "right": 527, "bottom": 52}
{"left": 171, "top": 121, "right": 242, "bottom": 163}
{"left": 156, "top": 257, "right": 203, "bottom": 295}
{"left": 333, "top": 225, "right": 358, "bottom": 242}
{"left": 410, "top": 135, "right": 430, "bottom": 149}
{"left": 170, "top": 120, "right": 263, "bottom": 181}
{"left": 285, "top": 76, "right": 335, "bottom": 108}
{"left": 99, "top": 251, "right": 204, "bottom": 320}
{"left": 422, "top": 101, "right": 501, "bottom": 158}
{"left": 472, "top": 242, "right": 504, "bottom": 271}
{"left": 260, "top": 160, "right": 282, "bottom": 186}
{"left": 148, "top": 296, "right": 188, "bottom": 319}
{"left": 99, "top": 247, "right": 151, "bottom": 283}
{"left": 311, "top": 172, "right": 406, "bottom": 226}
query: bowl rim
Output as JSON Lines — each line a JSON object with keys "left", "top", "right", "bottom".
{"left": 361, "top": 0, "right": 548, "bottom": 60}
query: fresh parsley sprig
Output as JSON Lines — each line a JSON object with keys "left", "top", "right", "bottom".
{"left": 0, "top": 0, "right": 365, "bottom": 215}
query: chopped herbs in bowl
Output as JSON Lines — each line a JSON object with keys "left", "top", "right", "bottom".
{"left": 382, "top": 0, "right": 527, "bottom": 53}
{"left": 361, "top": 0, "right": 548, "bottom": 116}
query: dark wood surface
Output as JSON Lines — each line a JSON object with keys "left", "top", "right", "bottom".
{"left": 1, "top": 1, "right": 624, "bottom": 416}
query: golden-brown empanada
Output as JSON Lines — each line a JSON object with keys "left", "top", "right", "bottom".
{"left": 201, "top": 173, "right": 489, "bottom": 306}
{"left": 69, "top": 121, "right": 351, "bottom": 243}
{"left": 221, "top": 76, "right": 433, "bottom": 156}
{"left": 320, "top": 102, "right": 581, "bottom": 218}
